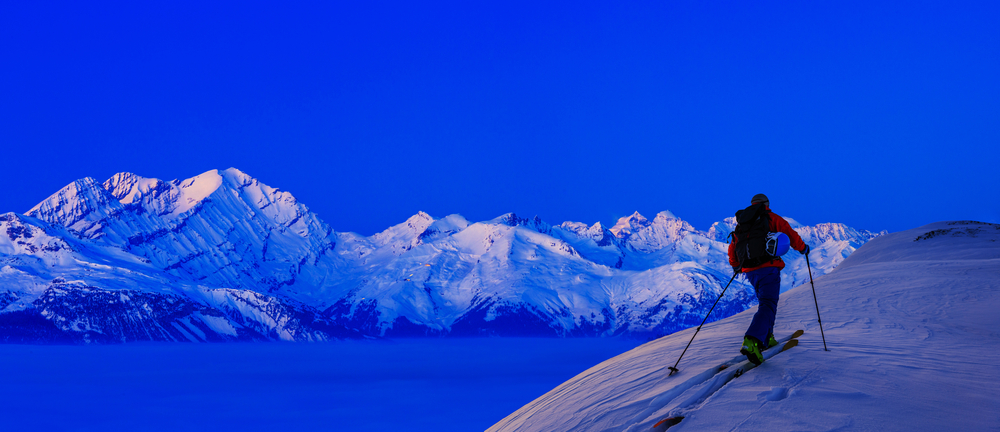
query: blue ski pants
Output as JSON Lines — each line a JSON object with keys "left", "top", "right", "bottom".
{"left": 744, "top": 267, "right": 781, "bottom": 344}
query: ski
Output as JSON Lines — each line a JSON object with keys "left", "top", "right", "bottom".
{"left": 780, "top": 338, "right": 799, "bottom": 352}
{"left": 652, "top": 330, "right": 804, "bottom": 430}
{"left": 781, "top": 329, "right": 804, "bottom": 346}
{"left": 732, "top": 329, "right": 803, "bottom": 376}
{"left": 670, "top": 329, "right": 803, "bottom": 378}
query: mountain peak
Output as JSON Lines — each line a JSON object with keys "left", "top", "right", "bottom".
{"left": 103, "top": 172, "right": 164, "bottom": 204}
{"left": 654, "top": 210, "right": 677, "bottom": 221}
{"left": 27, "top": 176, "right": 99, "bottom": 210}
{"left": 149, "top": 169, "right": 224, "bottom": 216}
{"left": 177, "top": 169, "right": 224, "bottom": 193}
{"left": 219, "top": 167, "right": 258, "bottom": 189}
{"left": 416, "top": 214, "right": 470, "bottom": 244}
{"left": 100, "top": 169, "right": 239, "bottom": 218}
{"left": 221, "top": 167, "right": 249, "bottom": 178}
{"left": 26, "top": 177, "right": 123, "bottom": 231}
{"left": 372, "top": 211, "right": 437, "bottom": 249}
{"left": 490, "top": 213, "right": 551, "bottom": 234}
{"left": 610, "top": 211, "right": 650, "bottom": 238}
{"left": 402, "top": 211, "right": 435, "bottom": 230}
{"left": 491, "top": 212, "right": 523, "bottom": 227}
{"left": 410, "top": 211, "right": 433, "bottom": 222}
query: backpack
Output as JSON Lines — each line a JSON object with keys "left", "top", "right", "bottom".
{"left": 731, "top": 202, "right": 774, "bottom": 269}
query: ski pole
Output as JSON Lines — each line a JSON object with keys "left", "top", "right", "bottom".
{"left": 804, "top": 251, "right": 829, "bottom": 351}
{"left": 668, "top": 269, "right": 740, "bottom": 376}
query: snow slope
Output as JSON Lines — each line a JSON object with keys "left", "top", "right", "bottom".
{"left": 490, "top": 220, "right": 1000, "bottom": 431}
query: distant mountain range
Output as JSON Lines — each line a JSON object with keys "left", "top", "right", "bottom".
{"left": 0, "top": 169, "right": 885, "bottom": 342}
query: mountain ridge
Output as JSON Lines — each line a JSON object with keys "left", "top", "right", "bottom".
{"left": 0, "top": 169, "right": 886, "bottom": 342}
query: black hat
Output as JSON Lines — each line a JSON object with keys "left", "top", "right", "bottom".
{"left": 751, "top": 194, "right": 769, "bottom": 205}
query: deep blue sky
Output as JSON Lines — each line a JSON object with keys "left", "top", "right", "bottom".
{"left": 2, "top": 1, "right": 997, "bottom": 235}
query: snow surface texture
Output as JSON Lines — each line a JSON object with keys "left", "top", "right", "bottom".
{"left": 489, "top": 221, "right": 1000, "bottom": 431}
{"left": 2, "top": 169, "right": 884, "bottom": 342}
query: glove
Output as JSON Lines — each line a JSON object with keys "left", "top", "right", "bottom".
{"left": 732, "top": 266, "right": 742, "bottom": 274}
{"left": 801, "top": 244, "right": 810, "bottom": 256}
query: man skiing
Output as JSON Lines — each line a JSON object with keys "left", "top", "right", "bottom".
{"left": 728, "top": 194, "right": 809, "bottom": 365}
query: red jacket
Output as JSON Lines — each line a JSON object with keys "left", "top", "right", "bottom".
{"left": 728, "top": 208, "right": 807, "bottom": 272}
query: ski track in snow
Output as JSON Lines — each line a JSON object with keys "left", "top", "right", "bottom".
{"left": 490, "top": 221, "right": 1000, "bottom": 432}
{"left": 632, "top": 334, "right": 802, "bottom": 431}
{"left": 605, "top": 332, "right": 802, "bottom": 432}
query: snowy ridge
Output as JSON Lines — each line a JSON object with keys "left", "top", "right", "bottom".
{"left": 2, "top": 169, "right": 886, "bottom": 342}
{"left": 489, "top": 221, "right": 1000, "bottom": 431}
{"left": 27, "top": 168, "right": 339, "bottom": 297}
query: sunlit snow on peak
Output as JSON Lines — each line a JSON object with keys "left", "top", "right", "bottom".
{"left": 103, "top": 172, "right": 163, "bottom": 205}
{"left": 171, "top": 169, "right": 224, "bottom": 215}
{"left": 611, "top": 211, "right": 650, "bottom": 238}
{"left": 654, "top": 210, "right": 677, "bottom": 221}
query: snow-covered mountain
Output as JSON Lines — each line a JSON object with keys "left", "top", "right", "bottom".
{"left": 1, "top": 169, "right": 885, "bottom": 342}
{"left": 488, "top": 220, "right": 1000, "bottom": 431}
{"left": 27, "top": 169, "right": 339, "bottom": 296}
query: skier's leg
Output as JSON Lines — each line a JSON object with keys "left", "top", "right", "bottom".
{"left": 744, "top": 267, "right": 781, "bottom": 344}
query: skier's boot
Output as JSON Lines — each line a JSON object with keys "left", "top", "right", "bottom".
{"left": 766, "top": 333, "right": 779, "bottom": 349}
{"left": 741, "top": 336, "right": 765, "bottom": 365}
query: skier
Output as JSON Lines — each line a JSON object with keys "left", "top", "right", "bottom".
{"left": 728, "top": 194, "right": 809, "bottom": 365}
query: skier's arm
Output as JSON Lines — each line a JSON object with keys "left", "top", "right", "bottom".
{"left": 728, "top": 240, "right": 740, "bottom": 269}
{"left": 772, "top": 214, "right": 808, "bottom": 253}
